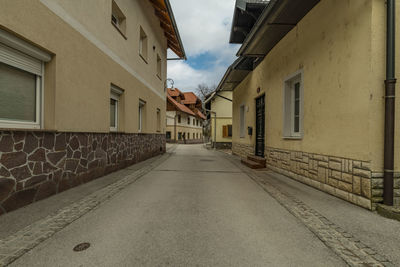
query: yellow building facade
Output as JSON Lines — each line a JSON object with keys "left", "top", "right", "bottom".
{"left": 166, "top": 111, "right": 203, "bottom": 143}
{"left": 219, "top": 0, "right": 400, "bottom": 209}
{"left": 204, "top": 91, "right": 232, "bottom": 148}
{"left": 166, "top": 88, "right": 205, "bottom": 143}
{"left": 0, "top": 0, "right": 185, "bottom": 213}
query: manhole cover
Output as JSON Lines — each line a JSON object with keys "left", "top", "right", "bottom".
{"left": 73, "top": 242, "right": 90, "bottom": 252}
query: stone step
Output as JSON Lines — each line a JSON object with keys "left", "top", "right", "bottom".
{"left": 247, "top": 155, "right": 266, "bottom": 167}
{"left": 241, "top": 158, "right": 264, "bottom": 169}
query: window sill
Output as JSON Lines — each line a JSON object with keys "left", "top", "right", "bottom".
{"left": 139, "top": 54, "right": 148, "bottom": 64}
{"left": 111, "top": 22, "right": 127, "bottom": 40}
{"left": 0, "top": 127, "right": 56, "bottom": 132}
{"left": 0, "top": 121, "right": 41, "bottom": 131}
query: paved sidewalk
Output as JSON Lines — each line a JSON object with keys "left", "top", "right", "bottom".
{"left": 222, "top": 152, "right": 400, "bottom": 266}
{"left": 0, "top": 145, "right": 176, "bottom": 266}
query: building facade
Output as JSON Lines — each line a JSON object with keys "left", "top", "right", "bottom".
{"left": 166, "top": 88, "right": 205, "bottom": 143}
{"left": 0, "top": 0, "right": 185, "bottom": 213}
{"left": 217, "top": 0, "right": 400, "bottom": 209}
{"left": 204, "top": 91, "right": 233, "bottom": 149}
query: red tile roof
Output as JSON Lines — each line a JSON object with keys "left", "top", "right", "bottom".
{"left": 167, "top": 88, "right": 183, "bottom": 97}
{"left": 167, "top": 95, "right": 195, "bottom": 116}
{"left": 195, "top": 109, "right": 206, "bottom": 120}
{"left": 167, "top": 89, "right": 205, "bottom": 119}
{"left": 182, "top": 92, "right": 198, "bottom": 104}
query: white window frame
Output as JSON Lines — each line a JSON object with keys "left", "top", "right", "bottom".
{"left": 139, "top": 27, "right": 148, "bottom": 63}
{"left": 0, "top": 29, "right": 51, "bottom": 129}
{"left": 239, "top": 104, "right": 245, "bottom": 138}
{"left": 111, "top": 0, "right": 126, "bottom": 38}
{"left": 138, "top": 99, "right": 146, "bottom": 132}
{"left": 283, "top": 70, "right": 304, "bottom": 139}
{"left": 110, "top": 85, "right": 123, "bottom": 132}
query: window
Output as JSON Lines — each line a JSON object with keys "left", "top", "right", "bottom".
{"left": 240, "top": 105, "right": 245, "bottom": 138}
{"left": 193, "top": 133, "right": 195, "bottom": 139}
{"left": 178, "top": 132, "right": 182, "bottom": 140}
{"left": 177, "top": 114, "right": 181, "bottom": 123}
{"left": 187, "top": 117, "right": 190, "bottom": 125}
{"left": 156, "top": 54, "right": 162, "bottom": 79}
{"left": 111, "top": 0, "right": 127, "bottom": 38}
{"left": 166, "top": 131, "right": 171, "bottom": 139}
{"left": 138, "top": 99, "right": 145, "bottom": 132}
{"left": 193, "top": 118, "right": 195, "bottom": 125}
{"left": 222, "top": 125, "right": 232, "bottom": 138}
{"left": 0, "top": 30, "right": 51, "bottom": 129}
{"left": 228, "top": 124, "right": 232, "bottom": 137}
{"left": 283, "top": 71, "right": 303, "bottom": 138}
{"left": 196, "top": 120, "right": 199, "bottom": 126}
{"left": 156, "top": 108, "right": 161, "bottom": 132}
{"left": 139, "top": 27, "right": 148, "bottom": 62}
{"left": 223, "top": 125, "right": 233, "bottom": 137}
{"left": 110, "top": 85, "right": 123, "bottom": 131}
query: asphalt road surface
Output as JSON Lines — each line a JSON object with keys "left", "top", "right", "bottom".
{"left": 11, "top": 144, "right": 346, "bottom": 266}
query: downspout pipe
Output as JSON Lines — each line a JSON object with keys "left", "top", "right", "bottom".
{"left": 204, "top": 108, "right": 217, "bottom": 149}
{"left": 384, "top": 0, "right": 396, "bottom": 206}
{"left": 174, "top": 114, "right": 178, "bottom": 143}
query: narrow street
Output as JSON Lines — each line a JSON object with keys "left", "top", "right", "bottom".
{"left": 7, "top": 144, "right": 346, "bottom": 266}
{"left": 2, "top": 144, "right": 396, "bottom": 266}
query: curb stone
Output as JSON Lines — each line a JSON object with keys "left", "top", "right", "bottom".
{"left": 376, "top": 205, "right": 400, "bottom": 222}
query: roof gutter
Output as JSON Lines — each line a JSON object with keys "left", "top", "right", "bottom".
{"left": 236, "top": 0, "right": 278, "bottom": 56}
{"left": 215, "top": 57, "right": 246, "bottom": 92}
{"left": 165, "top": 0, "right": 187, "bottom": 60}
{"left": 383, "top": 0, "right": 396, "bottom": 206}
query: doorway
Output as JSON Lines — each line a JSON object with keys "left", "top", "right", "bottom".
{"left": 255, "top": 95, "right": 265, "bottom": 157}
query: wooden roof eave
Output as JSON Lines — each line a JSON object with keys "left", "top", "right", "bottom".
{"left": 149, "top": 0, "right": 185, "bottom": 59}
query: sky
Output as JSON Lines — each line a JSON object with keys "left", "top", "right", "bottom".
{"left": 167, "top": 0, "right": 240, "bottom": 92}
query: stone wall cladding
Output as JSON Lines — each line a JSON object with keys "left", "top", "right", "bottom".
{"left": 0, "top": 131, "right": 166, "bottom": 214}
{"left": 214, "top": 142, "right": 232, "bottom": 149}
{"left": 264, "top": 147, "right": 372, "bottom": 209}
{"left": 371, "top": 173, "right": 400, "bottom": 207}
{"left": 232, "top": 143, "right": 254, "bottom": 159}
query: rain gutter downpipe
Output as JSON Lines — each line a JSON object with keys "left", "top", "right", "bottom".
{"left": 384, "top": 0, "right": 396, "bottom": 206}
{"left": 204, "top": 108, "right": 217, "bottom": 149}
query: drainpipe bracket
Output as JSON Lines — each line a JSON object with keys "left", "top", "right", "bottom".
{"left": 384, "top": 169, "right": 395, "bottom": 173}
{"left": 385, "top": 78, "right": 397, "bottom": 84}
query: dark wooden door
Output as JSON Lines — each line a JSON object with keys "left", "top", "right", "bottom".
{"left": 255, "top": 95, "right": 265, "bottom": 157}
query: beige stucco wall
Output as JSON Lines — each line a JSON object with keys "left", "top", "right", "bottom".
{"left": 210, "top": 117, "right": 232, "bottom": 143}
{"left": 0, "top": 0, "right": 167, "bottom": 134}
{"left": 209, "top": 91, "right": 232, "bottom": 117}
{"left": 166, "top": 111, "right": 203, "bottom": 141}
{"left": 368, "top": 0, "right": 400, "bottom": 172}
{"left": 233, "top": 0, "right": 373, "bottom": 162}
{"left": 208, "top": 91, "right": 232, "bottom": 143}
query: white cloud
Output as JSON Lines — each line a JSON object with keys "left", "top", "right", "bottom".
{"left": 167, "top": 0, "right": 240, "bottom": 91}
